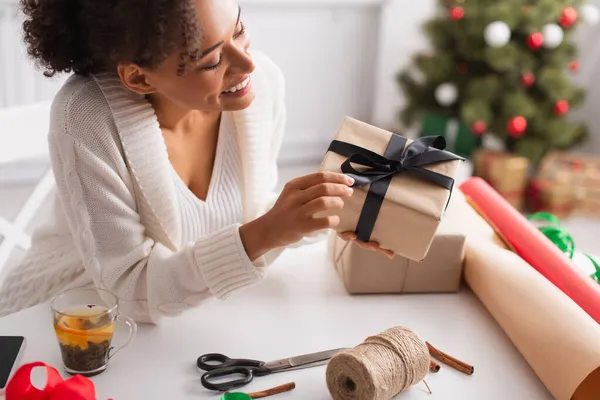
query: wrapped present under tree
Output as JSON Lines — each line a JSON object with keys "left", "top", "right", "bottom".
{"left": 538, "top": 151, "right": 600, "bottom": 186}
{"left": 529, "top": 151, "right": 600, "bottom": 217}
{"left": 419, "top": 113, "right": 480, "bottom": 158}
{"left": 527, "top": 178, "right": 575, "bottom": 217}
{"left": 473, "top": 149, "right": 530, "bottom": 210}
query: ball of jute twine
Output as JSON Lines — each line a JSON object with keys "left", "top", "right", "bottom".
{"left": 326, "top": 326, "right": 430, "bottom": 400}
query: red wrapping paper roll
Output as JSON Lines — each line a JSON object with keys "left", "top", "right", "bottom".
{"left": 459, "top": 177, "right": 600, "bottom": 324}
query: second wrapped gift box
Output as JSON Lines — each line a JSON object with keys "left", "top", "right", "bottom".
{"left": 319, "top": 116, "right": 463, "bottom": 261}
{"left": 328, "top": 191, "right": 468, "bottom": 294}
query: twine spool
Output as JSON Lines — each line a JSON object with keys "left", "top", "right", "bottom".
{"left": 326, "top": 326, "right": 430, "bottom": 400}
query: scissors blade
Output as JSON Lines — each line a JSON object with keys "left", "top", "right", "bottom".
{"left": 265, "top": 348, "right": 350, "bottom": 372}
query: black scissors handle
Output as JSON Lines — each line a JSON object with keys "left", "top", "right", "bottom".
{"left": 200, "top": 365, "right": 269, "bottom": 392}
{"left": 197, "top": 353, "right": 265, "bottom": 371}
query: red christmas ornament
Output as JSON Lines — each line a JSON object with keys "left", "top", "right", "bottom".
{"left": 449, "top": 7, "right": 465, "bottom": 20}
{"left": 471, "top": 121, "right": 487, "bottom": 136}
{"left": 527, "top": 32, "right": 544, "bottom": 50}
{"left": 559, "top": 7, "right": 578, "bottom": 28}
{"left": 521, "top": 72, "right": 535, "bottom": 87}
{"left": 554, "top": 100, "right": 569, "bottom": 116}
{"left": 569, "top": 60, "right": 580, "bottom": 72}
{"left": 507, "top": 116, "right": 527, "bottom": 137}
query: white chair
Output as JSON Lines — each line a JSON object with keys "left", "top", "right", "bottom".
{"left": 0, "top": 101, "right": 54, "bottom": 285}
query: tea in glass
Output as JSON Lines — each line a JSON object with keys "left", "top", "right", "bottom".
{"left": 51, "top": 288, "right": 136, "bottom": 377}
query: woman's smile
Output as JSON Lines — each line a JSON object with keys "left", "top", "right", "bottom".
{"left": 221, "top": 75, "right": 252, "bottom": 97}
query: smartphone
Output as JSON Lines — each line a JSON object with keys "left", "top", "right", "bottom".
{"left": 0, "top": 336, "right": 26, "bottom": 394}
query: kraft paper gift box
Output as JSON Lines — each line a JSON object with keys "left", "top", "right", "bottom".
{"left": 473, "top": 149, "right": 530, "bottom": 210}
{"left": 538, "top": 151, "right": 600, "bottom": 186}
{"left": 534, "top": 152, "right": 600, "bottom": 217}
{"left": 328, "top": 190, "right": 468, "bottom": 294}
{"left": 574, "top": 186, "right": 600, "bottom": 217}
{"left": 319, "top": 117, "right": 463, "bottom": 261}
{"left": 527, "top": 179, "right": 577, "bottom": 217}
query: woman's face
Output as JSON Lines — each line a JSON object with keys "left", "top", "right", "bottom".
{"left": 128, "top": 0, "right": 255, "bottom": 112}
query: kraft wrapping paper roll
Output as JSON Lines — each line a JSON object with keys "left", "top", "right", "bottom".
{"left": 459, "top": 177, "right": 600, "bottom": 324}
{"left": 449, "top": 187, "right": 600, "bottom": 399}
{"left": 464, "top": 240, "right": 600, "bottom": 400}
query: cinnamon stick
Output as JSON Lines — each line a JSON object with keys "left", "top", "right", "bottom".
{"left": 429, "top": 360, "right": 440, "bottom": 373}
{"left": 248, "top": 382, "right": 296, "bottom": 399}
{"left": 426, "top": 342, "right": 474, "bottom": 375}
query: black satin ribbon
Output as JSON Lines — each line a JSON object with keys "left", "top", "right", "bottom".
{"left": 327, "top": 134, "right": 464, "bottom": 242}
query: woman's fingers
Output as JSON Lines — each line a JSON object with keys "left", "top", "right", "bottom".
{"left": 358, "top": 241, "right": 395, "bottom": 259}
{"left": 302, "top": 196, "right": 345, "bottom": 216}
{"left": 285, "top": 171, "right": 354, "bottom": 192}
{"left": 296, "top": 182, "right": 353, "bottom": 205}
{"left": 354, "top": 240, "right": 380, "bottom": 251}
{"left": 338, "top": 231, "right": 357, "bottom": 241}
{"left": 379, "top": 248, "right": 396, "bottom": 259}
{"left": 338, "top": 232, "right": 395, "bottom": 259}
{"left": 309, "top": 215, "right": 341, "bottom": 231}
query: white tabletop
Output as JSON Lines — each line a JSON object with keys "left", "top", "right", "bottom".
{"left": 0, "top": 239, "right": 552, "bottom": 399}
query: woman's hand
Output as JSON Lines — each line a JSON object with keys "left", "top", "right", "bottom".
{"left": 240, "top": 171, "right": 354, "bottom": 260}
{"left": 338, "top": 231, "right": 395, "bottom": 259}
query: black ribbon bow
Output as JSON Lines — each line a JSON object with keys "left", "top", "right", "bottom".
{"left": 327, "top": 134, "right": 464, "bottom": 243}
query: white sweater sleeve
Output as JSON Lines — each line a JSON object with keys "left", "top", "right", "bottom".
{"left": 51, "top": 115, "right": 262, "bottom": 325}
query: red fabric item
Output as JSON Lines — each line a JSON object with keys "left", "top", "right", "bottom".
{"left": 460, "top": 177, "right": 600, "bottom": 324}
{"left": 6, "top": 362, "right": 97, "bottom": 400}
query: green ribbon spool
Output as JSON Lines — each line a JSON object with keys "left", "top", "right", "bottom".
{"left": 527, "top": 212, "right": 600, "bottom": 283}
{"left": 220, "top": 393, "right": 252, "bottom": 400}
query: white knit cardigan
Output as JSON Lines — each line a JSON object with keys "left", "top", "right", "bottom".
{"left": 0, "top": 52, "right": 308, "bottom": 323}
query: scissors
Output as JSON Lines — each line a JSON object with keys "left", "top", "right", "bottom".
{"left": 197, "top": 347, "right": 349, "bottom": 392}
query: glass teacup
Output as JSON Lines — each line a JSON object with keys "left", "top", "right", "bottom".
{"left": 50, "top": 288, "right": 137, "bottom": 377}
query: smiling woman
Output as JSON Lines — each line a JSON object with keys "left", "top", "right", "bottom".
{"left": 125, "top": 2, "right": 258, "bottom": 114}
{"left": 0, "top": 0, "right": 374, "bottom": 322}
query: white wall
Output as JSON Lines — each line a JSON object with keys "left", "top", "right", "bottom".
{"left": 371, "top": 0, "right": 437, "bottom": 131}
{"left": 0, "top": 0, "right": 68, "bottom": 107}
{"left": 241, "top": 0, "right": 381, "bottom": 165}
{"left": 569, "top": 0, "right": 600, "bottom": 155}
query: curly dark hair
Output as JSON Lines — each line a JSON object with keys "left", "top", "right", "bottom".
{"left": 20, "top": 0, "right": 203, "bottom": 77}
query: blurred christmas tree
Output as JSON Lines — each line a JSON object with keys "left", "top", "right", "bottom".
{"left": 398, "top": 0, "right": 599, "bottom": 162}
